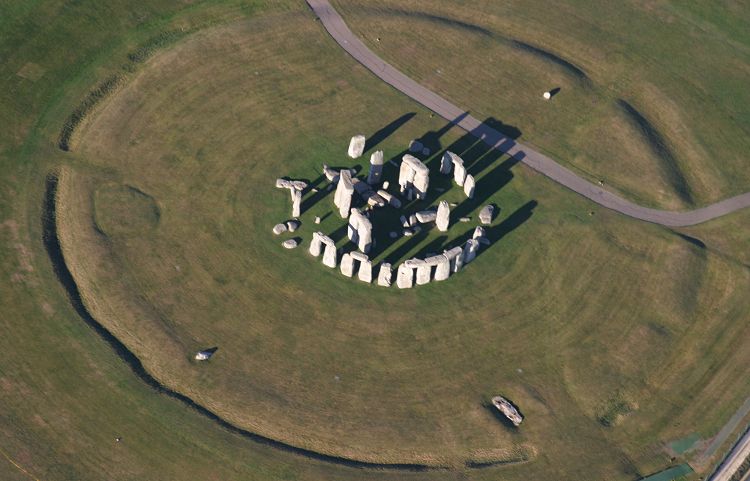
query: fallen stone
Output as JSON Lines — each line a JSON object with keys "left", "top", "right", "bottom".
{"left": 282, "top": 239, "right": 298, "bottom": 249}
{"left": 377, "top": 190, "right": 401, "bottom": 208}
{"left": 479, "top": 205, "right": 495, "bottom": 225}
{"left": 415, "top": 210, "right": 437, "bottom": 223}
{"left": 291, "top": 188, "right": 302, "bottom": 218}
{"left": 273, "top": 223, "right": 287, "bottom": 235}
{"left": 348, "top": 134, "right": 366, "bottom": 158}
{"left": 382, "top": 181, "right": 390, "bottom": 189}
{"left": 459, "top": 216, "right": 471, "bottom": 222}
{"left": 276, "top": 179, "right": 308, "bottom": 191}
{"left": 400, "top": 215, "right": 409, "bottom": 228}
{"left": 403, "top": 228, "right": 414, "bottom": 237}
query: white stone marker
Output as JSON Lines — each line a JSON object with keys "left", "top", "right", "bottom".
{"left": 282, "top": 239, "right": 298, "bottom": 249}
{"left": 367, "top": 150, "right": 384, "bottom": 185}
{"left": 396, "top": 263, "right": 414, "bottom": 289}
{"left": 273, "top": 223, "right": 287, "bottom": 235}
{"left": 348, "top": 134, "right": 366, "bottom": 158}
{"left": 436, "top": 200, "right": 450, "bottom": 232}
{"left": 340, "top": 253, "right": 355, "bottom": 277}
{"left": 377, "top": 263, "right": 393, "bottom": 287}
{"left": 464, "top": 174, "right": 476, "bottom": 199}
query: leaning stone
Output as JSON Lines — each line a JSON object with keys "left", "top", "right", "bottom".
{"left": 408, "top": 140, "right": 423, "bottom": 153}
{"left": 334, "top": 170, "right": 354, "bottom": 218}
{"left": 396, "top": 264, "right": 414, "bottom": 288}
{"left": 479, "top": 205, "right": 495, "bottom": 225}
{"left": 367, "top": 150, "right": 384, "bottom": 185}
{"left": 322, "top": 242, "right": 337, "bottom": 268}
{"left": 358, "top": 260, "right": 373, "bottom": 283}
{"left": 463, "top": 239, "right": 480, "bottom": 264}
{"left": 377, "top": 263, "right": 393, "bottom": 287}
{"left": 464, "top": 174, "right": 476, "bottom": 199}
{"left": 273, "top": 223, "right": 287, "bottom": 235}
{"left": 339, "top": 253, "right": 354, "bottom": 277}
{"left": 286, "top": 220, "right": 300, "bottom": 232}
{"left": 403, "top": 228, "right": 414, "bottom": 237}
{"left": 348, "top": 134, "right": 366, "bottom": 158}
{"left": 282, "top": 239, "right": 298, "bottom": 249}
{"left": 436, "top": 200, "right": 450, "bottom": 232}
{"left": 416, "top": 210, "right": 437, "bottom": 223}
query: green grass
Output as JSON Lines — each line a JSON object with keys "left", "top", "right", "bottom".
{"left": 0, "top": 1, "right": 749, "bottom": 480}
{"left": 331, "top": 0, "right": 750, "bottom": 210}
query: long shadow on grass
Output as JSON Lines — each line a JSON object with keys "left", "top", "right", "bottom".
{"left": 364, "top": 112, "right": 415, "bottom": 152}
{"left": 41, "top": 173, "right": 436, "bottom": 472}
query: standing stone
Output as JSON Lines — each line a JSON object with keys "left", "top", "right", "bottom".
{"left": 445, "top": 246, "right": 464, "bottom": 273}
{"left": 398, "top": 155, "right": 417, "bottom": 192}
{"left": 322, "top": 242, "right": 337, "bottom": 268}
{"left": 348, "top": 209, "right": 372, "bottom": 254}
{"left": 440, "top": 152, "right": 454, "bottom": 175}
{"left": 348, "top": 134, "right": 366, "bottom": 158}
{"left": 286, "top": 220, "right": 300, "bottom": 232}
{"left": 436, "top": 200, "right": 450, "bottom": 232}
{"left": 433, "top": 254, "right": 451, "bottom": 281}
{"left": 377, "top": 263, "right": 393, "bottom": 287}
{"left": 412, "top": 167, "right": 430, "bottom": 200}
{"left": 473, "top": 226, "right": 486, "bottom": 240}
{"left": 367, "top": 150, "right": 384, "bottom": 185}
{"left": 454, "top": 161, "right": 467, "bottom": 186}
{"left": 396, "top": 264, "right": 414, "bottom": 289}
{"left": 464, "top": 174, "right": 476, "bottom": 199}
{"left": 463, "top": 239, "right": 480, "bottom": 264}
{"left": 334, "top": 169, "right": 354, "bottom": 218}
{"left": 291, "top": 188, "right": 302, "bottom": 218}
{"left": 358, "top": 259, "right": 373, "bottom": 283}
{"left": 273, "top": 223, "right": 287, "bottom": 235}
{"left": 309, "top": 232, "right": 323, "bottom": 257}
{"left": 479, "top": 205, "right": 495, "bottom": 225}
{"left": 340, "top": 253, "right": 355, "bottom": 277}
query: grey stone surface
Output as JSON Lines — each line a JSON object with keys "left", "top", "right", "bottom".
{"left": 358, "top": 259, "right": 373, "bottom": 283}
{"left": 377, "top": 190, "right": 401, "bottom": 208}
{"left": 403, "top": 228, "right": 414, "bottom": 237}
{"left": 322, "top": 242, "right": 338, "bottom": 268}
{"left": 382, "top": 180, "right": 390, "bottom": 189}
{"left": 339, "top": 253, "right": 354, "bottom": 277}
{"left": 416, "top": 261, "right": 432, "bottom": 285}
{"left": 436, "top": 200, "right": 450, "bottom": 232}
{"left": 464, "top": 174, "right": 476, "bottom": 199}
{"left": 408, "top": 139, "right": 423, "bottom": 153}
{"left": 291, "top": 188, "right": 302, "bottom": 218}
{"left": 282, "top": 239, "right": 298, "bottom": 249}
{"left": 415, "top": 210, "right": 437, "bottom": 223}
{"left": 367, "top": 150, "right": 384, "bottom": 185}
{"left": 463, "top": 238, "right": 480, "bottom": 264}
{"left": 309, "top": 232, "right": 323, "bottom": 257}
{"left": 350, "top": 251, "right": 368, "bottom": 262}
{"left": 348, "top": 134, "right": 366, "bottom": 158}
{"left": 453, "top": 161, "right": 467, "bottom": 187}
{"left": 377, "top": 263, "right": 393, "bottom": 287}
{"left": 314, "top": 216, "right": 321, "bottom": 224}
{"left": 286, "top": 220, "right": 300, "bottom": 232}
{"left": 440, "top": 151, "right": 454, "bottom": 175}
{"left": 479, "top": 204, "right": 495, "bottom": 225}
{"left": 276, "top": 178, "right": 308, "bottom": 191}
{"left": 445, "top": 246, "right": 464, "bottom": 273}
{"left": 400, "top": 215, "right": 409, "bottom": 227}
{"left": 473, "top": 226, "right": 486, "bottom": 240}
{"left": 348, "top": 209, "right": 372, "bottom": 253}
{"left": 389, "top": 231, "right": 398, "bottom": 239}
{"left": 434, "top": 254, "right": 451, "bottom": 281}
{"left": 334, "top": 169, "right": 354, "bottom": 218}
{"left": 396, "top": 263, "right": 414, "bottom": 288}
{"left": 273, "top": 223, "right": 287, "bottom": 235}
{"left": 399, "top": 154, "right": 430, "bottom": 200}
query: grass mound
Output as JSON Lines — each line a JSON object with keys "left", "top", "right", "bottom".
{"left": 93, "top": 183, "right": 160, "bottom": 237}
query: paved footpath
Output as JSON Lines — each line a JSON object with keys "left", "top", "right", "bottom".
{"left": 707, "top": 427, "right": 750, "bottom": 481}
{"left": 306, "top": 0, "right": 750, "bottom": 227}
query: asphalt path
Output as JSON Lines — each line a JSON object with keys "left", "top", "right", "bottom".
{"left": 306, "top": 0, "right": 750, "bottom": 227}
{"left": 707, "top": 427, "right": 750, "bottom": 481}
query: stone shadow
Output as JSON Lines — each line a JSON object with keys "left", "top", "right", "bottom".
{"left": 364, "top": 112, "right": 415, "bottom": 152}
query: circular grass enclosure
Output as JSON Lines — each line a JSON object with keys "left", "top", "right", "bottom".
{"left": 57, "top": 10, "right": 750, "bottom": 475}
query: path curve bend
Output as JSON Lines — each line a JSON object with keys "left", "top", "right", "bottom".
{"left": 306, "top": 0, "right": 750, "bottom": 227}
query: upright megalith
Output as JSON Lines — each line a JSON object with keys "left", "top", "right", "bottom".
{"left": 464, "top": 174, "right": 476, "bottom": 199}
{"left": 436, "top": 200, "right": 450, "bottom": 232}
{"left": 322, "top": 241, "right": 338, "bottom": 268}
{"left": 367, "top": 150, "right": 384, "bottom": 185}
{"left": 440, "top": 152, "right": 453, "bottom": 175}
{"left": 276, "top": 178, "right": 307, "bottom": 218}
{"left": 398, "top": 154, "right": 430, "bottom": 200}
{"left": 445, "top": 246, "right": 464, "bottom": 273}
{"left": 377, "top": 263, "right": 393, "bottom": 287}
{"left": 340, "top": 253, "right": 355, "bottom": 277}
{"left": 463, "top": 238, "right": 480, "bottom": 264}
{"left": 479, "top": 204, "right": 495, "bottom": 225}
{"left": 309, "top": 232, "right": 324, "bottom": 257}
{"left": 351, "top": 252, "right": 372, "bottom": 283}
{"left": 396, "top": 263, "right": 414, "bottom": 289}
{"left": 348, "top": 134, "right": 366, "bottom": 158}
{"left": 334, "top": 169, "right": 354, "bottom": 218}
{"left": 451, "top": 154, "right": 467, "bottom": 186}
{"left": 348, "top": 209, "right": 373, "bottom": 253}
{"left": 433, "top": 254, "right": 451, "bottom": 281}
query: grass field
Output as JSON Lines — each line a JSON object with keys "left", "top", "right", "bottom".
{"left": 0, "top": 1, "right": 749, "bottom": 480}
{"left": 332, "top": 0, "right": 750, "bottom": 210}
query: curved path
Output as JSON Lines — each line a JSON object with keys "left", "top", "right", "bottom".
{"left": 306, "top": 0, "right": 750, "bottom": 227}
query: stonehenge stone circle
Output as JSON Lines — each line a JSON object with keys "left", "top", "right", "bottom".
{"left": 464, "top": 174, "right": 476, "bottom": 199}
{"left": 479, "top": 205, "right": 495, "bottom": 225}
{"left": 367, "top": 150, "right": 384, "bottom": 185}
{"left": 291, "top": 188, "right": 302, "bottom": 218}
{"left": 348, "top": 134, "right": 366, "bottom": 158}
{"left": 340, "top": 253, "right": 355, "bottom": 277}
{"left": 334, "top": 169, "right": 355, "bottom": 218}
{"left": 396, "top": 263, "right": 414, "bottom": 289}
{"left": 436, "top": 200, "right": 450, "bottom": 232}
{"left": 377, "top": 263, "right": 393, "bottom": 287}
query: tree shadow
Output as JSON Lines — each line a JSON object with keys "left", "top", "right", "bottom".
{"left": 365, "top": 112, "right": 416, "bottom": 152}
